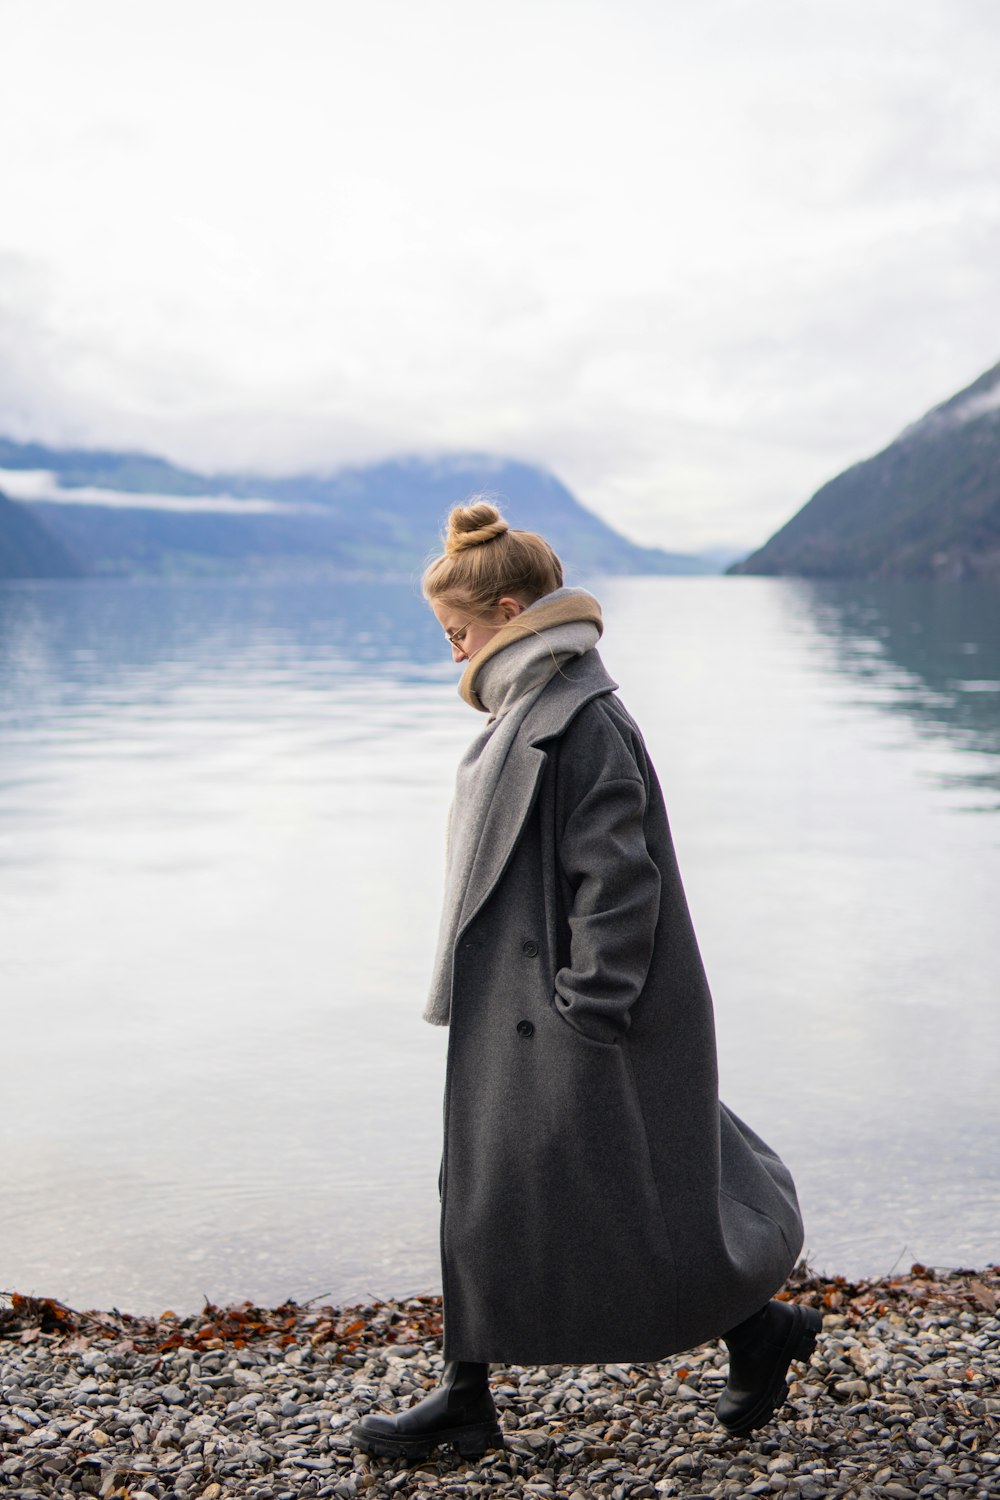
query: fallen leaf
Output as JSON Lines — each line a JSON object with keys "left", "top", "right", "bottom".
{"left": 969, "top": 1279, "right": 997, "bottom": 1313}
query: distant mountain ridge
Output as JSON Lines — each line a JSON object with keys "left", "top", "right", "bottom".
{"left": 729, "top": 360, "right": 1000, "bottom": 581}
{"left": 0, "top": 438, "right": 713, "bottom": 579}
{"left": 0, "top": 489, "right": 83, "bottom": 579}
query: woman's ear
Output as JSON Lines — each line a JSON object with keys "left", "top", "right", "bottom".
{"left": 497, "top": 596, "right": 525, "bottom": 623}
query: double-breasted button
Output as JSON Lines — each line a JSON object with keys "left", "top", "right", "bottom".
{"left": 516, "top": 1019, "right": 534, "bottom": 1039}
{"left": 521, "top": 940, "right": 539, "bottom": 958}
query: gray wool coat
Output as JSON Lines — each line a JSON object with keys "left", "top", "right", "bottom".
{"left": 438, "top": 648, "right": 804, "bottom": 1365}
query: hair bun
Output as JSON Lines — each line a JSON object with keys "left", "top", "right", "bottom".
{"left": 444, "top": 499, "right": 510, "bottom": 556}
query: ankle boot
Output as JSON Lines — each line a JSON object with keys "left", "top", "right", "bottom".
{"left": 715, "top": 1299, "right": 822, "bottom": 1437}
{"left": 352, "top": 1360, "right": 503, "bottom": 1461}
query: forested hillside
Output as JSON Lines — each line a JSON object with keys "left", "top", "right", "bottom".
{"left": 730, "top": 361, "right": 1000, "bottom": 581}
{"left": 0, "top": 442, "right": 709, "bottom": 579}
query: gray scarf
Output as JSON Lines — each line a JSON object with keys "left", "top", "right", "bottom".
{"left": 424, "top": 587, "right": 602, "bottom": 1026}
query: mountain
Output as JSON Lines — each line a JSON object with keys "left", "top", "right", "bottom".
{"left": 0, "top": 440, "right": 713, "bottom": 578}
{"left": 0, "top": 490, "right": 84, "bottom": 579}
{"left": 0, "top": 437, "right": 221, "bottom": 497}
{"left": 729, "top": 361, "right": 1000, "bottom": 581}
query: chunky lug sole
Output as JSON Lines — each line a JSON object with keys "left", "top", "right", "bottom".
{"left": 351, "top": 1417, "right": 504, "bottom": 1463}
{"left": 717, "top": 1303, "right": 823, "bottom": 1438}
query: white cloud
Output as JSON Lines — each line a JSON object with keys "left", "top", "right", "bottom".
{"left": 945, "top": 379, "right": 1000, "bottom": 427}
{"left": 0, "top": 469, "right": 320, "bottom": 513}
{"left": 1, "top": 0, "right": 999, "bottom": 551}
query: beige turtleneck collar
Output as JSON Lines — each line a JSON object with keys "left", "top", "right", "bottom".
{"left": 459, "top": 587, "right": 604, "bottom": 712}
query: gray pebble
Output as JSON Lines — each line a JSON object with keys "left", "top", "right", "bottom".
{"left": 2, "top": 1283, "right": 998, "bottom": 1500}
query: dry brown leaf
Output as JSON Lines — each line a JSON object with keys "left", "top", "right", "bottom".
{"left": 969, "top": 1278, "right": 997, "bottom": 1313}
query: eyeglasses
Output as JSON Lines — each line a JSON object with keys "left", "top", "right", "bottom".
{"left": 442, "top": 600, "right": 503, "bottom": 653}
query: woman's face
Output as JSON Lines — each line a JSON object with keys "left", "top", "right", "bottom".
{"left": 431, "top": 595, "right": 525, "bottom": 664}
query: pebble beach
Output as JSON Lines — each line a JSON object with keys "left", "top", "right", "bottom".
{"left": 2, "top": 1265, "right": 997, "bottom": 1500}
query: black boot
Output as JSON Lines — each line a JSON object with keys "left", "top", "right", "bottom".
{"left": 715, "top": 1299, "right": 822, "bottom": 1437}
{"left": 352, "top": 1360, "right": 503, "bottom": 1462}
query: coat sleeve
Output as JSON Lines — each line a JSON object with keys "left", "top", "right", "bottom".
{"left": 554, "top": 752, "right": 662, "bottom": 1045}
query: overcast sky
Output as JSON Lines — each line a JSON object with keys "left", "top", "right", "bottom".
{"left": 1, "top": 0, "right": 999, "bottom": 552}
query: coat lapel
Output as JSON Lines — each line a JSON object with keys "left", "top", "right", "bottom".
{"left": 457, "top": 652, "right": 618, "bottom": 935}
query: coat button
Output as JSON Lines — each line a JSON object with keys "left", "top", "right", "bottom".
{"left": 521, "top": 940, "right": 539, "bottom": 958}
{"left": 516, "top": 1019, "right": 534, "bottom": 1038}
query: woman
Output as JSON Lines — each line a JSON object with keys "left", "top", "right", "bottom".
{"left": 353, "top": 502, "right": 820, "bottom": 1462}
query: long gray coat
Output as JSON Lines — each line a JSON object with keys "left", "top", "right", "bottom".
{"left": 439, "top": 649, "right": 804, "bottom": 1365}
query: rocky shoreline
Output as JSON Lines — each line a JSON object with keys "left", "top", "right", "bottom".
{"left": 1, "top": 1264, "right": 997, "bottom": 1499}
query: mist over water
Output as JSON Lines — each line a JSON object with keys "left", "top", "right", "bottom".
{"left": 2, "top": 575, "right": 998, "bottom": 1314}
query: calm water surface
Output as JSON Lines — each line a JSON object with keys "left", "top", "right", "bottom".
{"left": 1, "top": 575, "right": 998, "bottom": 1313}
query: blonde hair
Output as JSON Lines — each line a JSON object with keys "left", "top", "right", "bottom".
{"left": 421, "top": 498, "right": 563, "bottom": 611}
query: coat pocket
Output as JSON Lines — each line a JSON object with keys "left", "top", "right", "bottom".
{"left": 550, "top": 991, "right": 623, "bottom": 1048}
{"left": 532, "top": 1002, "right": 673, "bottom": 1260}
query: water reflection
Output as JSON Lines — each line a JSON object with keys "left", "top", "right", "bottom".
{"left": 7, "top": 578, "right": 999, "bottom": 805}
{"left": 788, "top": 580, "right": 1000, "bottom": 808}
{"left": 0, "top": 577, "right": 451, "bottom": 711}
{"left": 2, "top": 575, "right": 998, "bottom": 1309}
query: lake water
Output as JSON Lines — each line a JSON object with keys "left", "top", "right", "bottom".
{"left": 1, "top": 575, "right": 998, "bottom": 1316}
